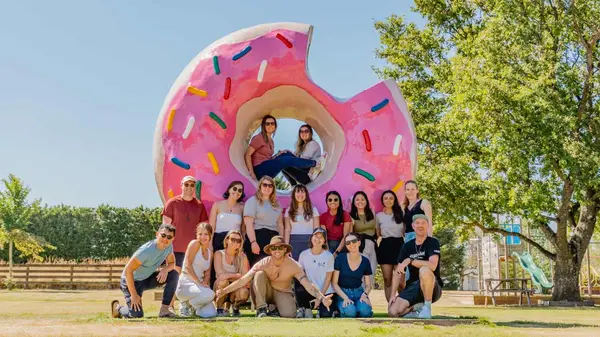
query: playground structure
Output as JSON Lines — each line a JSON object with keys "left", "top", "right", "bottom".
{"left": 153, "top": 22, "right": 417, "bottom": 212}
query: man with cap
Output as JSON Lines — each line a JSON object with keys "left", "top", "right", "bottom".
{"left": 215, "top": 236, "right": 333, "bottom": 318}
{"left": 388, "top": 214, "right": 443, "bottom": 319}
{"left": 162, "top": 175, "right": 209, "bottom": 313}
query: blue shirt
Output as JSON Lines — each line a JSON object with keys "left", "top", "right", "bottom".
{"left": 123, "top": 240, "right": 173, "bottom": 281}
{"left": 334, "top": 253, "right": 372, "bottom": 289}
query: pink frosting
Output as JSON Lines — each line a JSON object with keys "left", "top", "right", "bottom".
{"left": 157, "top": 26, "right": 416, "bottom": 212}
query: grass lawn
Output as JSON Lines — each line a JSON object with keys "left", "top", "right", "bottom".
{"left": 0, "top": 289, "right": 599, "bottom": 336}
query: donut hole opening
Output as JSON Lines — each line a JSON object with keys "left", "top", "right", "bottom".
{"left": 229, "top": 85, "right": 345, "bottom": 196}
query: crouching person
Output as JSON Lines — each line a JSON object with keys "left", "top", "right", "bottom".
{"left": 388, "top": 214, "right": 443, "bottom": 319}
{"left": 111, "top": 224, "right": 179, "bottom": 318}
{"left": 216, "top": 236, "right": 332, "bottom": 318}
{"left": 175, "top": 222, "right": 217, "bottom": 318}
{"left": 213, "top": 230, "right": 250, "bottom": 317}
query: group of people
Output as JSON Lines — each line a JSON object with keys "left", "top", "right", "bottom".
{"left": 110, "top": 115, "right": 444, "bottom": 320}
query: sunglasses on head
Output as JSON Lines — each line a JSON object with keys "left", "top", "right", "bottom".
{"left": 184, "top": 183, "right": 195, "bottom": 187}
{"left": 231, "top": 186, "right": 244, "bottom": 193}
{"left": 160, "top": 233, "right": 174, "bottom": 240}
{"left": 262, "top": 183, "right": 274, "bottom": 188}
{"left": 265, "top": 121, "right": 276, "bottom": 126}
{"left": 299, "top": 129, "right": 310, "bottom": 134}
{"left": 345, "top": 238, "right": 358, "bottom": 245}
{"left": 327, "top": 198, "right": 339, "bottom": 202}
{"left": 229, "top": 237, "right": 242, "bottom": 243}
{"left": 270, "top": 246, "right": 286, "bottom": 251}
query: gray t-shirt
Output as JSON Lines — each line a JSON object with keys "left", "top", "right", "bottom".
{"left": 376, "top": 212, "right": 404, "bottom": 238}
{"left": 124, "top": 240, "right": 173, "bottom": 281}
{"left": 243, "top": 196, "right": 282, "bottom": 231}
{"left": 298, "top": 140, "right": 321, "bottom": 160}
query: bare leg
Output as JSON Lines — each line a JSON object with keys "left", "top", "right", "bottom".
{"left": 214, "top": 278, "right": 230, "bottom": 309}
{"left": 418, "top": 267, "right": 435, "bottom": 301}
{"left": 381, "top": 264, "right": 394, "bottom": 302}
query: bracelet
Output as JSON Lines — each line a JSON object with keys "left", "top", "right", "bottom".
{"left": 251, "top": 240, "right": 257, "bottom": 244}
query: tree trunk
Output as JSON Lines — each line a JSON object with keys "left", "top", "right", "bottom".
{"left": 552, "top": 253, "right": 581, "bottom": 301}
{"left": 8, "top": 239, "right": 13, "bottom": 280}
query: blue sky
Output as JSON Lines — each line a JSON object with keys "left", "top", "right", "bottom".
{"left": 0, "top": 0, "right": 424, "bottom": 207}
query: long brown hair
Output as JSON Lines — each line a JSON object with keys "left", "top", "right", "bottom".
{"left": 260, "top": 115, "right": 277, "bottom": 143}
{"left": 295, "top": 124, "right": 314, "bottom": 157}
{"left": 402, "top": 180, "right": 421, "bottom": 208}
{"left": 255, "top": 176, "right": 280, "bottom": 208}
{"left": 222, "top": 230, "right": 245, "bottom": 273}
{"left": 288, "top": 184, "right": 314, "bottom": 221}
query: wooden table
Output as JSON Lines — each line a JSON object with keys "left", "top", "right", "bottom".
{"left": 485, "top": 278, "right": 532, "bottom": 306}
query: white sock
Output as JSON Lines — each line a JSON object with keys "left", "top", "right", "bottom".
{"left": 424, "top": 301, "right": 432, "bottom": 308}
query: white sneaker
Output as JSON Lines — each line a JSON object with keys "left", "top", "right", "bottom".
{"left": 304, "top": 307, "right": 313, "bottom": 319}
{"left": 308, "top": 153, "right": 327, "bottom": 180}
{"left": 402, "top": 310, "right": 420, "bottom": 318}
{"left": 417, "top": 305, "right": 432, "bottom": 319}
{"left": 296, "top": 308, "right": 305, "bottom": 318}
{"left": 412, "top": 303, "right": 424, "bottom": 312}
{"left": 179, "top": 301, "right": 193, "bottom": 317}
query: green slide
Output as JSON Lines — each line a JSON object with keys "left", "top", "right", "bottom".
{"left": 511, "top": 252, "right": 554, "bottom": 293}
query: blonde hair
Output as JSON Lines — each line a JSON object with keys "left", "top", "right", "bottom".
{"left": 221, "top": 230, "right": 245, "bottom": 273}
{"left": 196, "top": 222, "right": 213, "bottom": 240}
{"left": 255, "top": 176, "right": 280, "bottom": 208}
{"left": 294, "top": 124, "right": 314, "bottom": 157}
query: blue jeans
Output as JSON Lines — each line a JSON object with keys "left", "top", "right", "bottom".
{"left": 118, "top": 270, "right": 178, "bottom": 318}
{"left": 253, "top": 152, "right": 316, "bottom": 180}
{"left": 336, "top": 287, "right": 373, "bottom": 318}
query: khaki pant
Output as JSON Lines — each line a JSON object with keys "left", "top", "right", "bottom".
{"left": 252, "top": 271, "right": 296, "bottom": 318}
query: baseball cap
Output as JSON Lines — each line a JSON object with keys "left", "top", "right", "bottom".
{"left": 412, "top": 214, "right": 430, "bottom": 223}
{"left": 181, "top": 176, "right": 196, "bottom": 184}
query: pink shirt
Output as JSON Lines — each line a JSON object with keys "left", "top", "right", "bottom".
{"left": 249, "top": 134, "right": 274, "bottom": 166}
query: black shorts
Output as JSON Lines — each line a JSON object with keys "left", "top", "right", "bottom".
{"left": 213, "top": 231, "right": 228, "bottom": 252}
{"left": 174, "top": 252, "right": 185, "bottom": 267}
{"left": 376, "top": 237, "right": 404, "bottom": 265}
{"left": 398, "top": 279, "right": 442, "bottom": 307}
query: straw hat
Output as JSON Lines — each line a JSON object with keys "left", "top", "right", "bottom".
{"left": 263, "top": 236, "right": 292, "bottom": 255}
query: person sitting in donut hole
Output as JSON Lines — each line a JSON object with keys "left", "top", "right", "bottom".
{"left": 244, "top": 115, "right": 327, "bottom": 183}
{"left": 280, "top": 124, "right": 323, "bottom": 186}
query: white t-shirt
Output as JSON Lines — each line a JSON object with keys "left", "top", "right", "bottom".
{"left": 285, "top": 206, "right": 319, "bottom": 235}
{"left": 376, "top": 212, "right": 404, "bottom": 238}
{"left": 298, "top": 249, "right": 335, "bottom": 295}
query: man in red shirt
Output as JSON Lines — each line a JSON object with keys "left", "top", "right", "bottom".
{"left": 161, "top": 175, "right": 208, "bottom": 312}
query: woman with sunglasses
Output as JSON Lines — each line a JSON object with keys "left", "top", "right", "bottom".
{"left": 281, "top": 124, "right": 324, "bottom": 185}
{"left": 175, "top": 223, "right": 217, "bottom": 318}
{"left": 244, "top": 115, "right": 326, "bottom": 181}
{"left": 332, "top": 232, "right": 373, "bottom": 318}
{"left": 209, "top": 181, "right": 245, "bottom": 253}
{"left": 213, "top": 230, "right": 250, "bottom": 317}
{"left": 284, "top": 184, "right": 320, "bottom": 261}
{"left": 243, "top": 176, "right": 284, "bottom": 266}
{"left": 376, "top": 190, "right": 405, "bottom": 302}
{"left": 350, "top": 191, "right": 378, "bottom": 285}
{"left": 320, "top": 191, "right": 352, "bottom": 255}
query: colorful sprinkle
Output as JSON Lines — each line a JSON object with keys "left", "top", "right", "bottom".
{"left": 232, "top": 46, "right": 252, "bottom": 61}
{"left": 354, "top": 168, "right": 375, "bottom": 182}
{"left": 168, "top": 189, "right": 174, "bottom": 198}
{"left": 207, "top": 152, "right": 219, "bottom": 174}
{"left": 166, "top": 109, "right": 176, "bottom": 131}
{"left": 188, "top": 86, "right": 207, "bottom": 97}
{"left": 195, "top": 180, "right": 202, "bottom": 199}
{"left": 213, "top": 56, "right": 220, "bottom": 74}
{"left": 257, "top": 60, "right": 268, "bottom": 82}
{"left": 276, "top": 33, "right": 293, "bottom": 48}
{"left": 171, "top": 157, "right": 190, "bottom": 170}
{"left": 393, "top": 134, "right": 403, "bottom": 155}
{"left": 392, "top": 180, "right": 404, "bottom": 193}
{"left": 362, "top": 130, "right": 372, "bottom": 152}
{"left": 209, "top": 112, "right": 227, "bottom": 129}
{"left": 224, "top": 77, "right": 231, "bottom": 100}
{"left": 182, "top": 117, "right": 195, "bottom": 139}
{"left": 371, "top": 98, "right": 389, "bottom": 112}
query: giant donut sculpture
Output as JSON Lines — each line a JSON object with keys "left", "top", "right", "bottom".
{"left": 153, "top": 22, "right": 417, "bottom": 211}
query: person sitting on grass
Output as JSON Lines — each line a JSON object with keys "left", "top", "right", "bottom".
{"left": 213, "top": 230, "right": 250, "bottom": 317}
{"left": 215, "top": 236, "right": 333, "bottom": 318}
{"left": 111, "top": 224, "right": 178, "bottom": 318}
{"left": 388, "top": 214, "right": 443, "bottom": 319}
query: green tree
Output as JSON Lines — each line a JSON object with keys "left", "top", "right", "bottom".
{"left": 274, "top": 175, "right": 291, "bottom": 191}
{"left": 375, "top": 0, "right": 600, "bottom": 301}
{"left": 0, "top": 174, "right": 54, "bottom": 279}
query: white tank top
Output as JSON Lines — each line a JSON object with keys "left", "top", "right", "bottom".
{"left": 217, "top": 250, "right": 238, "bottom": 274}
{"left": 215, "top": 212, "right": 242, "bottom": 233}
{"left": 182, "top": 246, "right": 211, "bottom": 282}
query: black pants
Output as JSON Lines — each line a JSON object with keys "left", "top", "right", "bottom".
{"left": 210, "top": 232, "right": 229, "bottom": 288}
{"left": 244, "top": 228, "right": 279, "bottom": 266}
{"left": 282, "top": 167, "right": 311, "bottom": 186}
{"left": 294, "top": 280, "right": 336, "bottom": 317}
{"left": 118, "top": 270, "right": 178, "bottom": 318}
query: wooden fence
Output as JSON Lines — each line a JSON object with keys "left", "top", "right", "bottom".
{"left": 0, "top": 264, "right": 125, "bottom": 289}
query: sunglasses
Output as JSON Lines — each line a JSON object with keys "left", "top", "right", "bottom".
{"left": 184, "top": 183, "right": 196, "bottom": 187}
{"left": 299, "top": 129, "right": 310, "bottom": 134}
{"left": 261, "top": 183, "right": 274, "bottom": 188}
{"left": 231, "top": 186, "right": 244, "bottom": 193}
{"left": 264, "top": 121, "right": 276, "bottom": 126}
{"left": 345, "top": 238, "right": 358, "bottom": 245}
{"left": 229, "top": 237, "right": 242, "bottom": 243}
{"left": 327, "top": 198, "right": 339, "bottom": 202}
{"left": 160, "top": 233, "right": 174, "bottom": 240}
{"left": 270, "top": 246, "right": 286, "bottom": 251}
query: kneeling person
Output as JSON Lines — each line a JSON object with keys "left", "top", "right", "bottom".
{"left": 216, "top": 236, "right": 332, "bottom": 318}
{"left": 389, "top": 214, "right": 443, "bottom": 319}
{"left": 111, "top": 224, "right": 178, "bottom": 318}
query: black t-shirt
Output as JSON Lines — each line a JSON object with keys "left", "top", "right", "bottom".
{"left": 397, "top": 237, "right": 443, "bottom": 287}
{"left": 334, "top": 253, "right": 372, "bottom": 289}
